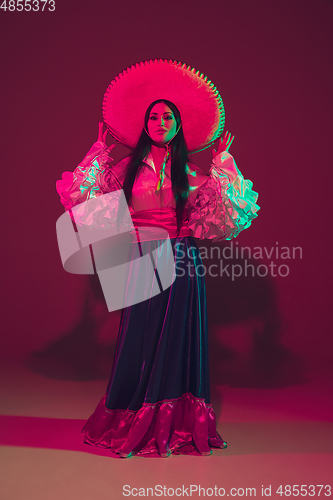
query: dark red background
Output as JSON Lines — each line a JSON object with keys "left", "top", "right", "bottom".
{"left": 1, "top": 0, "right": 332, "bottom": 379}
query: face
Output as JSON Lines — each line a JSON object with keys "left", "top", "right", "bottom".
{"left": 147, "top": 102, "right": 178, "bottom": 144}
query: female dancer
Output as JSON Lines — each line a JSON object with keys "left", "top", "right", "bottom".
{"left": 56, "top": 60, "right": 260, "bottom": 458}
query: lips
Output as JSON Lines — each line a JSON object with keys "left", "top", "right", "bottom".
{"left": 156, "top": 129, "right": 167, "bottom": 133}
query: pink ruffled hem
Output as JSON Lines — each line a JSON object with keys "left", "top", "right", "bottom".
{"left": 81, "top": 392, "right": 227, "bottom": 457}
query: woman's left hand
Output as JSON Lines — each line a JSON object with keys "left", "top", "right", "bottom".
{"left": 212, "top": 131, "right": 235, "bottom": 158}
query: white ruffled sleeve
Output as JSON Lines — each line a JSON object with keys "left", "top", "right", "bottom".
{"left": 56, "top": 141, "right": 119, "bottom": 210}
{"left": 56, "top": 141, "right": 128, "bottom": 230}
{"left": 188, "top": 151, "right": 260, "bottom": 241}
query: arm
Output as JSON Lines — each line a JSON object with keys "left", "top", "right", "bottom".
{"left": 188, "top": 133, "right": 260, "bottom": 241}
{"left": 56, "top": 123, "right": 116, "bottom": 212}
{"left": 56, "top": 123, "right": 132, "bottom": 231}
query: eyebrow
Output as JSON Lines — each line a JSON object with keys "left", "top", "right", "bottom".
{"left": 149, "top": 112, "right": 174, "bottom": 115}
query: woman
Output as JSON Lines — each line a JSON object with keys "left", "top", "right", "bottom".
{"left": 56, "top": 60, "right": 260, "bottom": 458}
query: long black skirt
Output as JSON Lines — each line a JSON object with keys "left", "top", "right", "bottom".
{"left": 81, "top": 236, "right": 226, "bottom": 457}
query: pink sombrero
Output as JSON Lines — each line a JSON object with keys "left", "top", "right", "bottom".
{"left": 102, "top": 59, "right": 225, "bottom": 154}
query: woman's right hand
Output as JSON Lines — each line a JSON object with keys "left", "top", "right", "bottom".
{"left": 97, "top": 121, "right": 108, "bottom": 144}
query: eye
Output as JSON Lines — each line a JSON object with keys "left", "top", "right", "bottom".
{"left": 149, "top": 116, "right": 157, "bottom": 120}
{"left": 166, "top": 116, "right": 174, "bottom": 120}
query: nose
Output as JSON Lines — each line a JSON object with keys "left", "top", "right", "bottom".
{"left": 158, "top": 116, "right": 165, "bottom": 127}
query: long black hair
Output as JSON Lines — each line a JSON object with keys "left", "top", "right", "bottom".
{"left": 121, "top": 99, "right": 190, "bottom": 236}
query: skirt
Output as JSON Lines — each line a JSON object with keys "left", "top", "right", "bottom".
{"left": 81, "top": 235, "right": 227, "bottom": 457}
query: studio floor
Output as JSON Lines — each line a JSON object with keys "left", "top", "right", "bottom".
{"left": 0, "top": 357, "right": 332, "bottom": 500}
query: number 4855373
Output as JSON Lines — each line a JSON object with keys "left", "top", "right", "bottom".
{"left": 0, "top": 0, "right": 55, "bottom": 11}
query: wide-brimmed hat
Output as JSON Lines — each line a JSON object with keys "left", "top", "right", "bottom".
{"left": 102, "top": 59, "right": 225, "bottom": 153}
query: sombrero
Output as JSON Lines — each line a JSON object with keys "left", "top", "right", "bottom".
{"left": 102, "top": 59, "right": 225, "bottom": 154}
